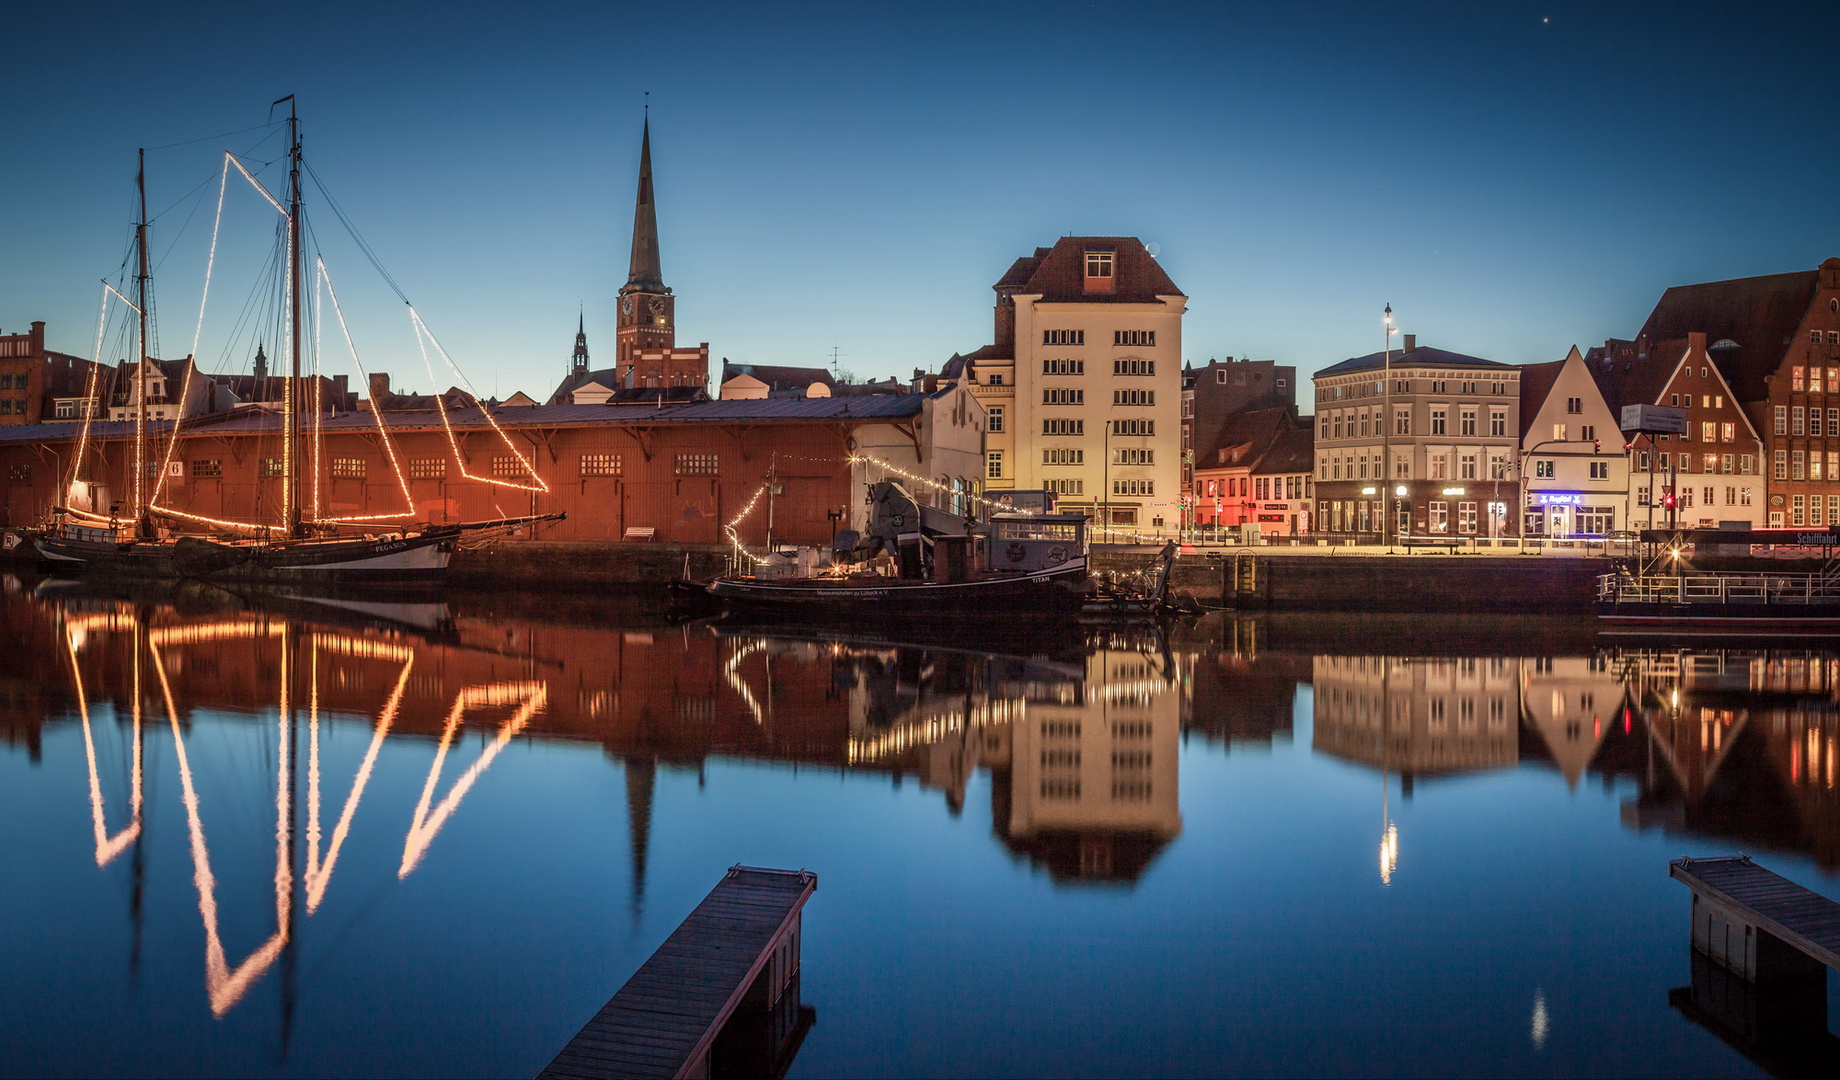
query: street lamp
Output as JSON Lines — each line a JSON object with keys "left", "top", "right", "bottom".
{"left": 1383, "top": 305, "right": 1399, "bottom": 553}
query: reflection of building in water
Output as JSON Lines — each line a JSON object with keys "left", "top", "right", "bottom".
{"left": 1312, "top": 655, "right": 1519, "bottom": 778}
{"left": 1185, "top": 643, "right": 1305, "bottom": 749}
{"left": 1517, "top": 656, "right": 1626, "bottom": 787}
{"left": 990, "top": 649, "right": 1183, "bottom": 883}
{"left": 1601, "top": 649, "right": 1840, "bottom": 868}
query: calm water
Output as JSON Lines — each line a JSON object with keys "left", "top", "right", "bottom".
{"left": 2, "top": 583, "right": 1837, "bottom": 1078}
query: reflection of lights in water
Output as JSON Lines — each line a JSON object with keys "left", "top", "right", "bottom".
{"left": 399, "top": 681, "right": 548, "bottom": 878}
{"left": 1378, "top": 823, "right": 1399, "bottom": 884}
{"left": 724, "top": 639, "right": 769, "bottom": 724}
{"left": 1530, "top": 989, "right": 1549, "bottom": 1049}
{"left": 67, "top": 620, "right": 141, "bottom": 866}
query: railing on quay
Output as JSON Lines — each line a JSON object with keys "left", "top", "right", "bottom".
{"left": 1597, "top": 571, "right": 1840, "bottom": 606}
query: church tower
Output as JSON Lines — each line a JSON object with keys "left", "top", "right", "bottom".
{"left": 616, "top": 116, "right": 675, "bottom": 368}
{"left": 571, "top": 312, "right": 590, "bottom": 379}
{"left": 613, "top": 114, "right": 708, "bottom": 392}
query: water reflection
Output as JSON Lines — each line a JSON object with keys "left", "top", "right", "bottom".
{"left": 9, "top": 590, "right": 1840, "bottom": 1076}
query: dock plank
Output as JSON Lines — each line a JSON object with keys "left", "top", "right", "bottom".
{"left": 538, "top": 865, "right": 816, "bottom": 1080}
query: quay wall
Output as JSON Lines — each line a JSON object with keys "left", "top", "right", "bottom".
{"left": 1182, "top": 553, "right": 1609, "bottom": 614}
{"left": 1, "top": 531, "right": 1609, "bottom": 613}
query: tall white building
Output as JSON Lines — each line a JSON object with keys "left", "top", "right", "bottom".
{"left": 951, "top": 237, "right": 1186, "bottom": 535}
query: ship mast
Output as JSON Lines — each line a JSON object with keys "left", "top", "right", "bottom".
{"left": 282, "top": 97, "right": 303, "bottom": 539}
{"left": 133, "top": 149, "right": 151, "bottom": 538}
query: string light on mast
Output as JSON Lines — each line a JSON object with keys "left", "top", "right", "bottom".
{"left": 408, "top": 308, "right": 548, "bottom": 494}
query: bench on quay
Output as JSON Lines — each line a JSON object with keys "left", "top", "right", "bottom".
{"left": 1400, "top": 536, "right": 1460, "bottom": 551}
{"left": 540, "top": 866, "right": 817, "bottom": 1080}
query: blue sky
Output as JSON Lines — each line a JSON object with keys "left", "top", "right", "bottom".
{"left": 2, "top": 1, "right": 1835, "bottom": 407}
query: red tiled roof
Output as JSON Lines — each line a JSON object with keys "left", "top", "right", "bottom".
{"left": 1004, "top": 237, "right": 1183, "bottom": 304}
{"left": 1195, "top": 406, "right": 1293, "bottom": 472}
{"left": 1249, "top": 421, "right": 1314, "bottom": 477}
{"left": 1635, "top": 269, "right": 1819, "bottom": 403}
{"left": 1516, "top": 359, "right": 1565, "bottom": 435}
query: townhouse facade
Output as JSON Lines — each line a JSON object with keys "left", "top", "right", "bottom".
{"left": 1518, "top": 347, "right": 1633, "bottom": 537}
{"left": 1311, "top": 339, "right": 1522, "bottom": 537}
{"left": 1190, "top": 406, "right": 1313, "bottom": 536}
{"left": 951, "top": 237, "right": 1185, "bottom": 534}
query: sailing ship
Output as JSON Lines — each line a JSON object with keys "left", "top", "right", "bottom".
{"left": 36, "top": 99, "right": 558, "bottom": 583}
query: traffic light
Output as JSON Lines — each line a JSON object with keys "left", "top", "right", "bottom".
{"left": 1663, "top": 493, "right": 1676, "bottom": 509}
{"left": 1593, "top": 439, "right": 1601, "bottom": 453}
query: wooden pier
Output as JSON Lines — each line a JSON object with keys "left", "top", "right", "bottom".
{"left": 1670, "top": 856, "right": 1840, "bottom": 979}
{"left": 540, "top": 866, "right": 817, "bottom": 1080}
{"left": 1668, "top": 855, "right": 1840, "bottom": 1077}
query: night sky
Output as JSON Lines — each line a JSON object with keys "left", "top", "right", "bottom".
{"left": 2, "top": 1, "right": 1835, "bottom": 406}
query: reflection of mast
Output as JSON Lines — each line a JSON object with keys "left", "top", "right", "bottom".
{"left": 280, "top": 621, "right": 300, "bottom": 1058}
{"left": 1379, "top": 771, "right": 1399, "bottom": 885}
{"left": 624, "top": 757, "right": 655, "bottom": 927}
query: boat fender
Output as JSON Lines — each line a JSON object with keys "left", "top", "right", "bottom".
{"left": 1046, "top": 545, "right": 1067, "bottom": 565}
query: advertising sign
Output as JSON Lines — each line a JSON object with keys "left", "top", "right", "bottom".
{"left": 1620, "top": 404, "right": 1688, "bottom": 434}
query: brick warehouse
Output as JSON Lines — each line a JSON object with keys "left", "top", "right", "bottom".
{"left": 0, "top": 390, "right": 986, "bottom": 546}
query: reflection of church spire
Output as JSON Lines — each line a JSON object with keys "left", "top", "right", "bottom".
{"left": 624, "top": 756, "right": 655, "bottom": 924}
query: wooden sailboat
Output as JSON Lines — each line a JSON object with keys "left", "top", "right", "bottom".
{"left": 39, "top": 99, "right": 559, "bottom": 583}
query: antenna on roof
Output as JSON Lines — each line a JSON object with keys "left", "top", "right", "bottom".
{"left": 829, "top": 345, "right": 845, "bottom": 380}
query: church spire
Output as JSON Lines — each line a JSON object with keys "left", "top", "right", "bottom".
{"left": 571, "top": 310, "right": 589, "bottom": 378}
{"left": 623, "top": 114, "right": 664, "bottom": 293}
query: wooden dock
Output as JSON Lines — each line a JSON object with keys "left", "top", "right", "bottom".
{"left": 1668, "top": 856, "right": 1840, "bottom": 1077}
{"left": 540, "top": 866, "right": 817, "bottom": 1080}
{"left": 1670, "top": 855, "right": 1840, "bottom": 980}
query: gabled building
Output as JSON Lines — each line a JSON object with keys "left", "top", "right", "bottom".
{"left": 0, "top": 321, "right": 108, "bottom": 424}
{"left": 1587, "top": 333, "right": 1767, "bottom": 528}
{"left": 1191, "top": 407, "right": 1312, "bottom": 535}
{"left": 1312, "top": 337, "right": 1521, "bottom": 537}
{"left": 948, "top": 237, "right": 1185, "bottom": 534}
{"left": 1609, "top": 258, "right": 1840, "bottom": 527}
{"left": 1517, "top": 347, "right": 1632, "bottom": 537}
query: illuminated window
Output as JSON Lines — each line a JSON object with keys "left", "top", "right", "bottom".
{"left": 331, "top": 457, "right": 365, "bottom": 479}
{"left": 578, "top": 453, "right": 620, "bottom": 477}
{"left": 260, "top": 457, "right": 283, "bottom": 478}
{"left": 191, "top": 459, "right": 221, "bottom": 477}
{"left": 674, "top": 454, "right": 718, "bottom": 475}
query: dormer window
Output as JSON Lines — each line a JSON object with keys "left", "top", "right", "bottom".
{"left": 1083, "top": 249, "right": 1114, "bottom": 293}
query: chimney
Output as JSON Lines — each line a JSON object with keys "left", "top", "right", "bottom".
{"left": 1402, "top": 334, "right": 1415, "bottom": 353}
{"left": 369, "top": 372, "right": 390, "bottom": 403}
{"left": 993, "top": 290, "right": 1016, "bottom": 354}
{"left": 1688, "top": 331, "right": 1706, "bottom": 355}
{"left": 30, "top": 321, "right": 45, "bottom": 354}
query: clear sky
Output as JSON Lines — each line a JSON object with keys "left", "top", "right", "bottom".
{"left": 2, "top": 1, "right": 1835, "bottom": 408}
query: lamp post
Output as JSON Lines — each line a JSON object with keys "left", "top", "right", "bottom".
{"left": 1383, "top": 305, "right": 1398, "bottom": 553}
